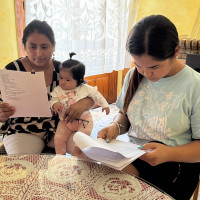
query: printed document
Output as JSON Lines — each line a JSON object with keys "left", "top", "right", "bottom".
{"left": 73, "top": 132, "right": 146, "bottom": 170}
{"left": 0, "top": 70, "right": 52, "bottom": 118}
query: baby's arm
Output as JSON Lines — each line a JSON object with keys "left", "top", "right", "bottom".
{"left": 50, "top": 86, "right": 65, "bottom": 114}
{"left": 84, "top": 85, "right": 110, "bottom": 115}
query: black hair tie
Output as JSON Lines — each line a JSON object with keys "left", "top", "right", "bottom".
{"left": 69, "top": 52, "right": 76, "bottom": 59}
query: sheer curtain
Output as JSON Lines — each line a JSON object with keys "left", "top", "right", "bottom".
{"left": 26, "top": 0, "right": 138, "bottom": 76}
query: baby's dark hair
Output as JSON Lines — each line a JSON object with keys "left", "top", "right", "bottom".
{"left": 61, "top": 52, "right": 86, "bottom": 86}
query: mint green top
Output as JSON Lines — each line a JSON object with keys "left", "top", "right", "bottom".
{"left": 116, "top": 66, "right": 200, "bottom": 146}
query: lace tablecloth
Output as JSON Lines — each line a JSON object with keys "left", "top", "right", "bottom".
{"left": 0, "top": 154, "right": 173, "bottom": 200}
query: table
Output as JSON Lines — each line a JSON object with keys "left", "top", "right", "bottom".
{"left": 0, "top": 154, "right": 174, "bottom": 200}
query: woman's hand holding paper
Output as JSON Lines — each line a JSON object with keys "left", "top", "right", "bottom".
{"left": 0, "top": 102, "right": 15, "bottom": 122}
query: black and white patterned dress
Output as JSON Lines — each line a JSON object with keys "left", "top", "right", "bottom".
{"left": 0, "top": 59, "right": 61, "bottom": 144}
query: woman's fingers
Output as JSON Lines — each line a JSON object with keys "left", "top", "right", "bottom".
{"left": 64, "top": 105, "right": 81, "bottom": 123}
{"left": 0, "top": 103, "right": 15, "bottom": 122}
{"left": 97, "top": 129, "right": 107, "bottom": 140}
{"left": 98, "top": 125, "right": 118, "bottom": 143}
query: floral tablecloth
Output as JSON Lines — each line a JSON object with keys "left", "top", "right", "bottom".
{"left": 0, "top": 154, "right": 173, "bottom": 200}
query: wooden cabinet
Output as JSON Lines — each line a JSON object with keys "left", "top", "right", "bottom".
{"left": 85, "top": 71, "right": 118, "bottom": 104}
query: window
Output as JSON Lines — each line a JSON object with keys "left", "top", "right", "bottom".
{"left": 25, "top": 0, "right": 138, "bottom": 76}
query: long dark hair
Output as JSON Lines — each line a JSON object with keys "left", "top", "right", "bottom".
{"left": 123, "top": 15, "right": 179, "bottom": 113}
{"left": 61, "top": 52, "right": 86, "bottom": 86}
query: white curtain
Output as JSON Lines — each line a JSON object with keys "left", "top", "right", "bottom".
{"left": 26, "top": 0, "right": 138, "bottom": 76}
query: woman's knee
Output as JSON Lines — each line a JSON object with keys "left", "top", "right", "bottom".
{"left": 3, "top": 133, "right": 45, "bottom": 155}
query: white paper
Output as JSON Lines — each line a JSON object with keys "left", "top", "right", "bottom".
{"left": 0, "top": 69, "right": 52, "bottom": 118}
{"left": 73, "top": 131, "right": 146, "bottom": 170}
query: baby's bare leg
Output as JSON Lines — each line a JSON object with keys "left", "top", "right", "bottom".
{"left": 78, "top": 114, "right": 93, "bottom": 135}
{"left": 73, "top": 114, "right": 94, "bottom": 157}
{"left": 54, "top": 121, "right": 72, "bottom": 155}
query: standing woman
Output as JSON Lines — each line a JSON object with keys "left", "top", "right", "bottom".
{"left": 0, "top": 20, "right": 93, "bottom": 154}
{"left": 98, "top": 15, "right": 200, "bottom": 200}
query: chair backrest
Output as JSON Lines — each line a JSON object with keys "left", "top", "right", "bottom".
{"left": 185, "top": 53, "right": 200, "bottom": 73}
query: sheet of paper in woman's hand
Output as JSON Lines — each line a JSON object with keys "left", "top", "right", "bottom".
{"left": 0, "top": 70, "right": 52, "bottom": 117}
{"left": 73, "top": 131, "right": 146, "bottom": 170}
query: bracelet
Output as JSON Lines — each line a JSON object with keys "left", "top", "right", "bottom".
{"left": 109, "top": 121, "right": 124, "bottom": 135}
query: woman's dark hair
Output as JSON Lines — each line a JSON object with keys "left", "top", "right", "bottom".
{"left": 22, "top": 19, "right": 55, "bottom": 46}
{"left": 123, "top": 15, "right": 179, "bottom": 113}
{"left": 61, "top": 52, "right": 86, "bottom": 86}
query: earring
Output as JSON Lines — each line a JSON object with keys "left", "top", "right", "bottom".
{"left": 52, "top": 53, "right": 55, "bottom": 60}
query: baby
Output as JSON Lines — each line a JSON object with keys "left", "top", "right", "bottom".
{"left": 50, "top": 52, "right": 110, "bottom": 155}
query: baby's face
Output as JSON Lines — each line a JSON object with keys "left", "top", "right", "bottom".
{"left": 59, "top": 69, "right": 77, "bottom": 90}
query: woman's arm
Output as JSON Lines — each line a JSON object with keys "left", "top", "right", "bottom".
{"left": 169, "top": 140, "right": 200, "bottom": 162}
{"left": 64, "top": 97, "right": 94, "bottom": 122}
{"left": 98, "top": 111, "right": 130, "bottom": 141}
{"left": 113, "top": 111, "right": 131, "bottom": 134}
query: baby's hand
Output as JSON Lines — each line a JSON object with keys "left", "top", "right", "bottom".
{"left": 102, "top": 107, "right": 110, "bottom": 115}
{"left": 53, "top": 102, "right": 64, "bottom": 114}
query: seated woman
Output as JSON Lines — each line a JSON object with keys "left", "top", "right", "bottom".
{"left": 98, "top": 15, "right": 200, "bottom": 200}
{"left": 0, "top": 19, "right": 94, "bottom": 155}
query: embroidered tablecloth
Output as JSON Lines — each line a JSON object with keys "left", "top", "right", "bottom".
{"left": 0, "top": 155, "right": 173, "bottom": 200}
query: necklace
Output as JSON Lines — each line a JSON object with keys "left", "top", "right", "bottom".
{"left": 26, "top": 56, "right": 51, "bottom": 73}
{"left": 26, "top": 57, "right": 35, "bottom": 73}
